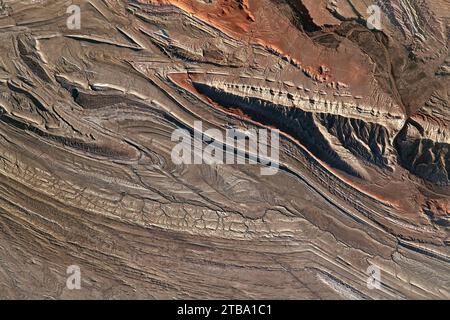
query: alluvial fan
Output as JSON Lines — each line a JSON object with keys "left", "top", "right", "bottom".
{"left": 0, "top": 0, "right": 448, "bottom": 299}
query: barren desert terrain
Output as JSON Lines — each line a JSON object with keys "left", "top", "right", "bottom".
{"left": 0, "top": 0, "right": 449, "bottom": 299}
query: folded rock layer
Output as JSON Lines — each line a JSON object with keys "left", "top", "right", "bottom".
{"left": 0, "top": 0, "right": 448, "bottom": 299}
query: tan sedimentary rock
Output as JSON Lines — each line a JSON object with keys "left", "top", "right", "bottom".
{"left": 0, "top": 0, "right": 448, "bottom": 299}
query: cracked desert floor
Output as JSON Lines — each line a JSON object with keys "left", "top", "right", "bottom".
{"left": 0, "top": 0, "right": 449, "bottom": 299}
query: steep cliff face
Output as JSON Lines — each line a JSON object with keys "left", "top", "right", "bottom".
{"left": 192, "top": 79, "right": 396, "bottom": 180}
{"left": 0, "top": 0, "right": 448, "bottom": 299}
{"left": 396, "top": 124, "right": 450, "bottom": 186}
{"left": 396, "top": 84, "right": 450, "bottom": 186}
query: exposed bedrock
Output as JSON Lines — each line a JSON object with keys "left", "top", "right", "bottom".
{"left": 0, "top": 0, "right": 448, "bottom": 300}
{"left": 396, "top": 119, "right": 450, "bottom": 186}
{"left": 193, "top": 81, "right": 393, "bottom": 178}
{"left": 394, "top": 80, "right": 450, "bottom": 186}
{"left": 192, "top": 78, "right": 450, "bottom": 186}
{"left": 316, "top": 113, "right": 391, "bottom": 169}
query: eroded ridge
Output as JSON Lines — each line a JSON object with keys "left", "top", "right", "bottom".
{"left": 0, "top": 0, "right": 448, "bottom": 299}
